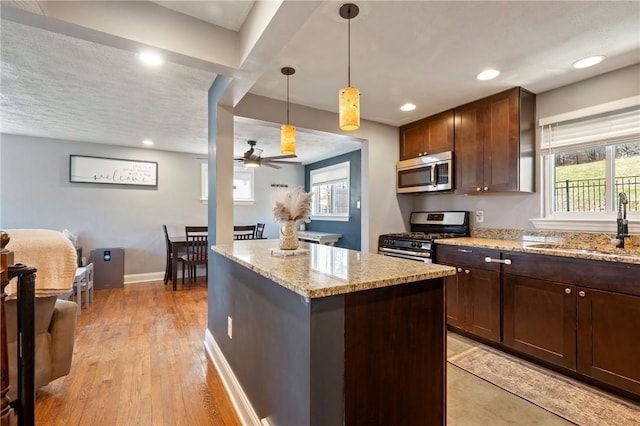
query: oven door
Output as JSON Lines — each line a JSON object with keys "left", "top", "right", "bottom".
{"left": 378, "top": 248, "right": 432, "bottom": 263}
{"left": 396, "top": 152, "right": 452, "bottom": 193}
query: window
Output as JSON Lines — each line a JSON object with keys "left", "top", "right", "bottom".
{"left": 232, "top": 167, "right": 255, "bottom": 204}
{"left": 536, "top": 100, "right": 640, "bottom": 230}
{"left": 310, "top": 161, "right": 350, "bottom": 221}
{"left": 200, "top": 164, "right": 255, "bottom": 205}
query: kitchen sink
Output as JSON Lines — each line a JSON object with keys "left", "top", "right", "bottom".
{"left": 525, "top": 243, "right": 613, "bottom": 255}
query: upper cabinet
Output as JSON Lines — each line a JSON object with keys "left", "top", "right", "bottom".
{"left": 454, "top": 87, "right": 535, "bottom": 194}
{"left": 399, "top": 110, "right": 454, "bottom": 160}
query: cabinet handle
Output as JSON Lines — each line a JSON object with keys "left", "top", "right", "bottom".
{"left": 457, "top": 268, "right": 462, "bottom": 273}
{"left": 565, "top": 288, "right": 571, "bottom": 294}
{"left": 483, "top": 186, "right": 489, "bottom": 191}
{"left": 476, "top": 187, "right": 482, "bottom": 192}
{"left": 484, "top": 257, "right": 512, "bottom": 265}
{"left": 464, "top": 269, "right": 470, "bottom": 274}
{"left": 457, "top": 249, "right": 473, "bottom": 253}
{"left": 418, "top": 153, "right": 423, "bottom": 156}
{"left": 579, "top": 290, "right": 586, "bottom": 297}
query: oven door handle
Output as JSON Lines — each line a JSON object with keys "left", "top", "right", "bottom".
{"left": 378, "top": 251, "right": 431, "bottom": 262}
{"left": 379, "top": 247, "right": 431, "bottom": 258}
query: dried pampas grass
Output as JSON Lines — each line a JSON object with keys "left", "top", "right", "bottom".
{"left": 273, "top": 186, "right": 312, "bottom": 223}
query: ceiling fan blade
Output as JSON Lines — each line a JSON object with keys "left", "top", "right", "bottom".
{"left": 267, "top": 160, "right": 302, "bottom": 164}
{"left": 263, "top": 163, "right": 282, "bottom": 169}
{"left": 261, "top": 154, "right": 298, "bottom": 161}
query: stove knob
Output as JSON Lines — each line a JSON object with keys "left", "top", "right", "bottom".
{"left": 416, "top": 242, "right": 422, "bottom": 248}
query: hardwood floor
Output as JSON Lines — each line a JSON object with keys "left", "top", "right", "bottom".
{"left": 34, "top": 281, "right": 240, "bottom": 426}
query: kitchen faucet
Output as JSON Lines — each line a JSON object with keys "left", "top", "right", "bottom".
{"left": 614, "top": 192, "right": 630, "bottom": 248}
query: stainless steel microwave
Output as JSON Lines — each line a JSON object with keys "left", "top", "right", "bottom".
{"left": 396, "top": 151, "right": 453, "bottom": 193}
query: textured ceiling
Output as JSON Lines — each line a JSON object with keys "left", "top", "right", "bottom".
{"left": 1, "top": 1, "right": 639, "bottom": 162}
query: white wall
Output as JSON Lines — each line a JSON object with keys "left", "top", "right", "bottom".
{"left": 233, "top": 164, "right": 304, "bottom": 239}
{"left": 0, "top": 134, "right": 208, "bottom": 277}
{"left": 234, "top": 94, "right": 413, "bottom": 252}
{"left": 414, "top": 64, "right": 640, "bottom": 231}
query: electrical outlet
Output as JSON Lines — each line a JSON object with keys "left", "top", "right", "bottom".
{"left": 227, "top": 316, "right": 233, "bottom": 339}
{"left": 476, "top": 210, "right": 485, "bottom": 223}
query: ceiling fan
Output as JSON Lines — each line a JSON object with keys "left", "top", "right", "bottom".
{"left": 234, "top": 140, "right": 299, "bottom": 169}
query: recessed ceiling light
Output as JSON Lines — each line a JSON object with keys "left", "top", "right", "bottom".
{"left": 572, "top": 55, "right": 605, "bottom": 69}
{"left": 400, "top": 103, "right": 416, "bottom": 112}
{"left": 477, "top": 69, "right": 500, "bottom": 81}
{"left": 138, "top": 51, "right": 163, "bottom": 67}
{"left": 142, "top": 139, "right": 154, "bottom": 146}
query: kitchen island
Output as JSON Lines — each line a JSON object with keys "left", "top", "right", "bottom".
{"left": 207, "top": 240, "right": 455, "bottom": 426}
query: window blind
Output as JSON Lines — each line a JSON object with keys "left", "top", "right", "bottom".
{"left": 540, "top": 105, "right": 640, "bottom": 155}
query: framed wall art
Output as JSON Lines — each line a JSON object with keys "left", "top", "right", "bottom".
{"left": 69, "top": 155, "right": 158, "bottom": 187}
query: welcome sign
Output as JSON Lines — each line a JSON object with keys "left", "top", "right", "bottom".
{"left": 69, "top": 155, "right": 158, "bottom": 187}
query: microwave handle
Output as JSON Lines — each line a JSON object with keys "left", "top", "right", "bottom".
{"left": 432, "top": 164, "right": 438, "bottom": 187}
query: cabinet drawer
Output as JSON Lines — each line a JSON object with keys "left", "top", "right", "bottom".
{"left": 503, "top": 251, "right": 640, "bottom": 296}
{"left": 436, "top": 245, "right": 501, "bottom": 272}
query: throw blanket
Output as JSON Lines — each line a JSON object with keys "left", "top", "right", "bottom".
{"left": 4, "top": 229, "right": 77, "bottom": 298}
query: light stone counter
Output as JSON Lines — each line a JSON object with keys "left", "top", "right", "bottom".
{"left": 211, "top": 239, "right": 455, "bottom": 298}
{"left": 436, "top": 237, "right": 640, "bottom": 265}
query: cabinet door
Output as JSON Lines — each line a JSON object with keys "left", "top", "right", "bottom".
{"left": 503, "top": 274, "right": 577, "bottom": 370}
{"left": 400, "top": 121, "right": 425, "bottom": 160}
{"left": 454, "top": 103, "right": 484, "bottom": 194}
{"left": 483, "top": 88, "right": 520, "bottom": 192}
{"left": 463, "top": 268, "right": 501, "bottom": 342}
{"left": 445, "top": 271, "right": 464, "bottom": 329}
{"left": 577, "top": 288, "right": 640, "bottom": 395}
{"left": 425, "top": 110, "right": 454, "bottom": 154}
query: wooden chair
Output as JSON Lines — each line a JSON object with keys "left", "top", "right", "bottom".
{"left": 162, "top": 225, "right": 185, "bottom": 285}
{"left": 234, "top": 225, "right": 256, "bottom": 240}
{"left": 180, "top": 226, "right": 208, "bottom": 288}
{"left": 255, "top": 223, "right": 265, "bottom": 239}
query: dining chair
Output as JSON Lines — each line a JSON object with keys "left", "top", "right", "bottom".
{"left": 233, "top": 225, "right": 256, "bottom": 240}
{"left": 255, "top": 223, "right": 265, "bottom": 239}
{"left": 162, "top": 225, "right": 186, "bottom": 285}
{"left": 181, "top": 226, "right": 208, "bottom": 288}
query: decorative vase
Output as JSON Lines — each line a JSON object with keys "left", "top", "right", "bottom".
{"left": 279, "top": 220, "right": 299, "bottom": 250}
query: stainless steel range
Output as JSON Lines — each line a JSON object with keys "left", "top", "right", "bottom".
{"left": 378, "top": 211, "right": 470, "bottom": 262}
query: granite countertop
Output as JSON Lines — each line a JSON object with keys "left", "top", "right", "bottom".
{"left": 211, "top": 239, "right": 456, "bottom": 298}
{"left": 436, "top": 237, "right": 640, "bottom": 265}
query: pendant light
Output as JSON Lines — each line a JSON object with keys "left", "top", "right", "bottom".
{"left": 280, "top": 66, "right": 296, "bottom": 155}
{"left": 339, "top": 3, "right": 360, "bottom": 131}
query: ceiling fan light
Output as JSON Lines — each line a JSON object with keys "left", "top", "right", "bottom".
{"left": 281, "top": 124, "right": 296, "bottom": 155}
{"left": 339, "top": 86, "right": 360, "bottom": 131}
{"left": 244, "top": 159, "right": 260, "bottom": 168}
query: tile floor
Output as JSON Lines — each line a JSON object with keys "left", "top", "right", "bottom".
{"left": 446, "top": 332, "right": 573, "bottom": 426}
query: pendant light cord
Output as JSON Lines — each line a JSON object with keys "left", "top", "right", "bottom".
{"left": 347, "top": 9, "right": 351, "bottom": 87}
{"left": 286, "top": 74, "right": 290, "bottom": 125}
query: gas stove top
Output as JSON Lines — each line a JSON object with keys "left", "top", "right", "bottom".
{"left": 378, "top": 211, "right": 470, "bottom": 262}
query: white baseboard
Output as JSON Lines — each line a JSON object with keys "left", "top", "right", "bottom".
{"left": 124, "top": 272, "right": 164, "bottom": 284}
{"left": 204, "top": 329, "right": 262, "bottom": 426}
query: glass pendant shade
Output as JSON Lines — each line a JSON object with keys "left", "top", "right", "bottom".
{"left": 280, "top": 124, "right": 296, "bottom": 155}
{"left": 339, "top": 86, "right": 360, "bottom": 131}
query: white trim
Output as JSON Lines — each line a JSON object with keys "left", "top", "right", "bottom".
{"left": 204, "top": 329, "right": 261, "bottom": 426}
{"left": 310, "top": 215, "right": 349, "bottom": 222}
{"left": 124, "top": 272, "right": 164, "bottom": 284}
{"left": 538, "top": 95, "right": 640, "bottom": 126}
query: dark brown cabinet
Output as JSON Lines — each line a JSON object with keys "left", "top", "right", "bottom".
{"left": 399, "top": 110, "right": 454, "bottom": 160}
{"left": 438, "top": 245, "right": 501, "bottom": 342}
{"left": 454, "top": 87, "right": 535, "bottom": 194}
{"left": 502, "top": 251, "right": 640, "bottom": 395}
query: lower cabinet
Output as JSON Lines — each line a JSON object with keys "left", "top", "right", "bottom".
{"left": 502, "top": 251, "right": 640, "bottom": 396}
{"left": 438, "top": 245, "right": 501, "bottom": 342}
{"left": 577, "top": 288, "right": 640, "bottom": 395}
{"left": 503, "top": 274, "right": 576, "bottom": 370}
